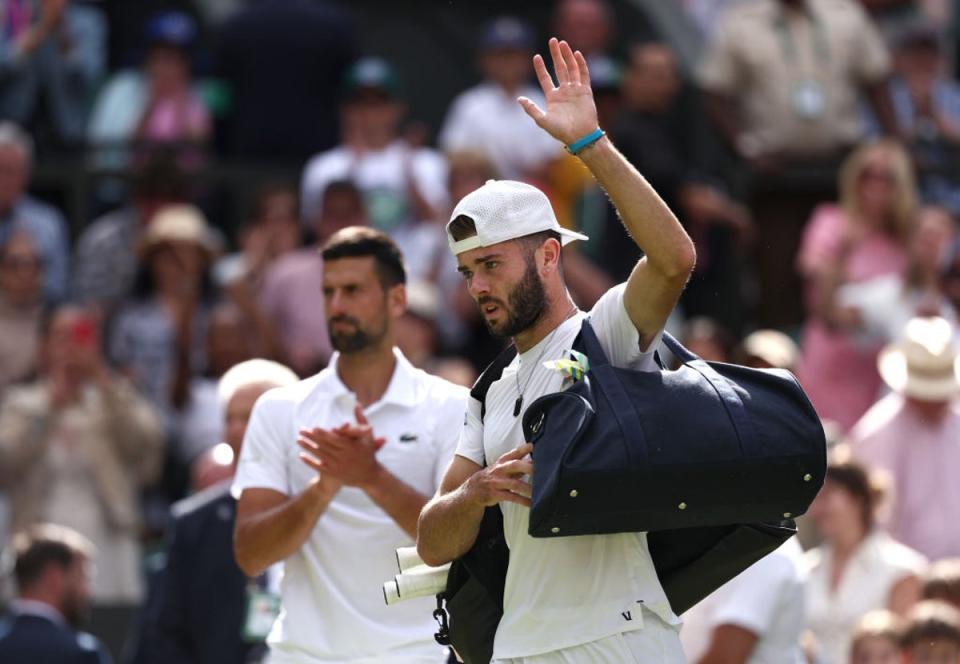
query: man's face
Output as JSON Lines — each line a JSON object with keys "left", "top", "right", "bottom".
{"left": 225, "top": 383, "right": 270, "bottom": 456}
{"left": 315, "top": 191, "right": 367, "bottom": 242}
{"left": 323, "top": 256, "right": 395, "bottom": 353}
{"left": 342, "top": 90, "right": 402, "bottom": 142}
{"left": 480, "top": 49, "right": 532, "bottom": 91}
{"left": 457, "top": 239, "right": 547, "bottom": 338}
{"left": 0, "top": 233, "right": 43, "bottom": 306}
{"left": 59, "top": 556, "right": 92, "bottom": 628}
{"left": 623, "top": 44, "right": 679, "bottom": 112}
{"left": 0, "top": 145, "right": 28, "bottom": 211}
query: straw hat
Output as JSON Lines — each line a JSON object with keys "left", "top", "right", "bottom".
{"left": 878, "top": 316, "right": 960, "bottom": 401}
{"left": 139, "top": 204, "right": 220, "bottom": 256}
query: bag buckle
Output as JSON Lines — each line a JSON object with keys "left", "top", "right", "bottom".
{"left": 433, "top": 593, "right": 450, "bottom": 646}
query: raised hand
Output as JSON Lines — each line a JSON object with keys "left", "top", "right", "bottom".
{"left": 518, "top": 38, "right": 599, "bottom": 146}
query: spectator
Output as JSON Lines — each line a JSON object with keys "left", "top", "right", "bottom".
{"left": 836, "top": 205, "right": 957, "bottom": 345}
{"left": 850, "top": 316, "right": 960, "bottom": 560}
{"left": 0, "top": 0, "right": 106, "bottom": 146}
{"left": 0, "top": 305, "right": 164, "bottom": 604}
{"left": 178, "top": 302, "right": 256, "bottom": 464}
{"left": 738, "top": 329, "right": 800, "bottom": 370}
{"left": 395, "top": 279, "right": 477, "bottom": 387}
{"left": 261, "top": 179, "right": 367, "bottom": 376}
{"left": 109, "top": 204, "right": 220, "bottom": 438}
{"left": 0, "top": 122, "right": 68, "bottom": 302}
{"left": 849, "top": 610, "right": 905, "bottom": 664}
{"left": 300, "top": 57, "right": 449, "bottom": 281}
{"left": 72, "top": 158, "right": 190, "bottom": 313}
{"left": 605, "top": 41, "right": 749, "bottom": 330}
{"left": 795, "top": 140, "right": 917, "bottom": 431}
{"left": 680, "top": 316, "right": 735, "bottom": 363}
{"left": 699, "top": 0, "right": 897, "bottom": 327}
{"left": 0, "top": 524, "right": 111, "bottom": 663}
{"left": 552, "top": 0, "right": 615, "bottom": 60}
{"left": 900, "top": 601, "right": 960, "bottom": 663}
{"left": 0, "top": 232, "right": 43, "bottom": 393}
{"left": 680, "top": 537, "right": 807, "bottom": 664}
{"left": 213, "top": 181, "right": 302, "bottom": 295}
{"left": 87, "top": 12, "right": 210, "bottom": 170}
{"left": 131, "top": 359, "right": 298, "bottom": 664}
{"left": 805, "top": 452, "right": 926, "bottom": 664}
{"left": 215, "top": 0, "right": 357, "bottom": 161}
{"left": 887, "top": 19, "right": 960, "bottom": 216}
{"left": 923, "top": 559, "right": 960, "bottom": 609}
{"left": 439, "top": 16, "right": 561, "bottom": 181}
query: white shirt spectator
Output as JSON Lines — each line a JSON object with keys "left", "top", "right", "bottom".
{"left": 456, "top": 284, "right": 681, "bottom": 661}
{"left": 805, "top": 530, "right": 926, "bottom": 664}
{"left": 681, "top": 537, "right": 807, "bottom": 664}
{"left": 439, "top": 82, "right": 561, "bottom": 180}
{"left": 232, "top": 349, "right": 467, "bottom": 664}
{"left": 300, "top": 141, "right": 447, "bottom": 224}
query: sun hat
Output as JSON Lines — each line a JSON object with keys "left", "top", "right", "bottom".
{"left": 139, "top": 204, "right": 220, "bottom": 256}
{"left": 878, "top": 316, "right": 960, "bottom": 401}
{"left": 446, "top": 180, "right": 588, "bottom": 256}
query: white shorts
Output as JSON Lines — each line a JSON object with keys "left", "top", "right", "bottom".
{"left": 491, "top": 610, "right": 686, "bottom": 664}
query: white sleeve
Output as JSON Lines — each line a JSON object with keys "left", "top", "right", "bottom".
{"left": 231, "top": 389, "right": 294, "bottom": 498}
{"left": 431, "top": 385, "right": 470, "bottom": 489}
{"left": 454, "top": 396, "right": 485, "bottom": 467}
{"left": 587, "top": 283, "right": 663, "bottom": 371}
{"left": 707, "top": 553, "right": 791, "bottom": 636}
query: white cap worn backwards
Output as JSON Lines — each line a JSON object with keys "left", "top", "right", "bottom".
{"left": 446, "top": 180, "right": 589, "bottom": 256}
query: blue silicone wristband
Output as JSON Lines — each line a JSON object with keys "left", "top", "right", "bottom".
{"left": 566, "top": 128, "right": 606, "bottom": 155}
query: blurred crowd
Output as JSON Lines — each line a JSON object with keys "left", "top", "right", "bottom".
{"left": 2, "top": 0, "right": 960, "bottom": 662}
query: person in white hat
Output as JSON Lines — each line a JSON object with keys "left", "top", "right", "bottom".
{"left": 418, "top": 38, "right": 696, "bottom": 663}
{"left": 850, "top": 316, "right": 960, "bottom": 561}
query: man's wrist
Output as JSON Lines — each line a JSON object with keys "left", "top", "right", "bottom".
{"left": 358, "top": 462, "right": 388, "bottom": 493}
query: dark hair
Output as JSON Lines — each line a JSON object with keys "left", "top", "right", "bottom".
{"left": 321, "top": 226, "right": 406, "bottom": 288}
{"left": 902, "top": 601, "right": 960, "bottom": 649}
{"left": 13, "top": 524, "right": 92, "bottom": 591}
{"left": 448, "top": 215, "right": 562, "bottom": 258}
{"left": 924, "top": 559, "right": 960, "bottom": 608}
{"left": 826, "top": 456, "right": 883, "bottom": 531}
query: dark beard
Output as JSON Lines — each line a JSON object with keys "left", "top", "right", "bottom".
{"left": 61, "top": 592, "right": 89, "bottom": 628}
{"left": 482, "top": 258, "right": 547, "bottom": 338}
{"left": 329, "top": 315, "right": 387, "bottom": 353}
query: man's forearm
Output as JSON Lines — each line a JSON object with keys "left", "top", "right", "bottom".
{"left": 579, "top": 136, "right": 694, "bottom": 278}
{"left": 362, "top": 466, "right": 430, "bottom": 540}
{"left": 416, "top": 486, "right": 485, "bottom": 567}
{"left": 234, "top": 479, "right": 337, "bottom": 577}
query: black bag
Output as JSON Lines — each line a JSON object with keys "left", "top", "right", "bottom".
{"left": 521, "top": 320, "right": 826, "bottom": 537}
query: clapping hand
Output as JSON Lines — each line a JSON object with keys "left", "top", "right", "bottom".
{"left": 519, "top": 38, "right": 599, "bottom": 147}
{"left": 297, "top": 405, "right": 387, "bottom": 489}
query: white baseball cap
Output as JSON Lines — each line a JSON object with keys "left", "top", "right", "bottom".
{"left": 446, "top": 180, "right": 589, "bottom": 256}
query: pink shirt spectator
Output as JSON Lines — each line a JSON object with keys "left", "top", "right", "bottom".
{"left": 260, "top": 249, "right": 331, "bottom": 376}
{"left": 138, "top": 95, "right": 210, "bottom": 142}
{"left": 795, "top": 205, "right": 908, "bottom": 431}
{"left": 850, "top": 392, "right": 960, "bottom": 561}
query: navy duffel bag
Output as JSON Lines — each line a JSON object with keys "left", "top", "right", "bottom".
{"left": 521, "top": 319, "right": 826, "bottom": 538}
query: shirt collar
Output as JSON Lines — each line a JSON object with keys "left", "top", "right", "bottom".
{"left": 10, "top": 599, "right": 66, "bottom": 625}
{"left": 320, "top": 348, "right": 421, "bottom": 409}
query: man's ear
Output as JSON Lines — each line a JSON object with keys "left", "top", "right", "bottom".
{"left": 388, "top": 283, "right": 407, "bottom": 319}
{"left": 538, "top": 238, "right": 562, "bottom": 275}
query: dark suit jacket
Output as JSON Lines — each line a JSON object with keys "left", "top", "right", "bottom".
{"left": 0, "top": 612, "right": 112, "bottom": 664}
{"left": 132, "top": 483, "right": 260, "bottom": 664}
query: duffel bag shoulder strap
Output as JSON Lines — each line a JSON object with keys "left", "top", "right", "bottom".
{"left": 471, "top": 344, "right": 518, "bottom": 424}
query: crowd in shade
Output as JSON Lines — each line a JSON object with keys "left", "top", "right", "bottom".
{"left": 2, "top": 0, "right": 960, "bottom": 663}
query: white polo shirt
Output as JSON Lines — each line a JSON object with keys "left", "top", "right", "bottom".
{"left": 232, "top": 349, "right": 468, "bottom": 664}
{"left": 456, "top": 284, "right": 681, "bottom": 660}
{"left": 680, "top": 538, "right": 807, "bottom": 664}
